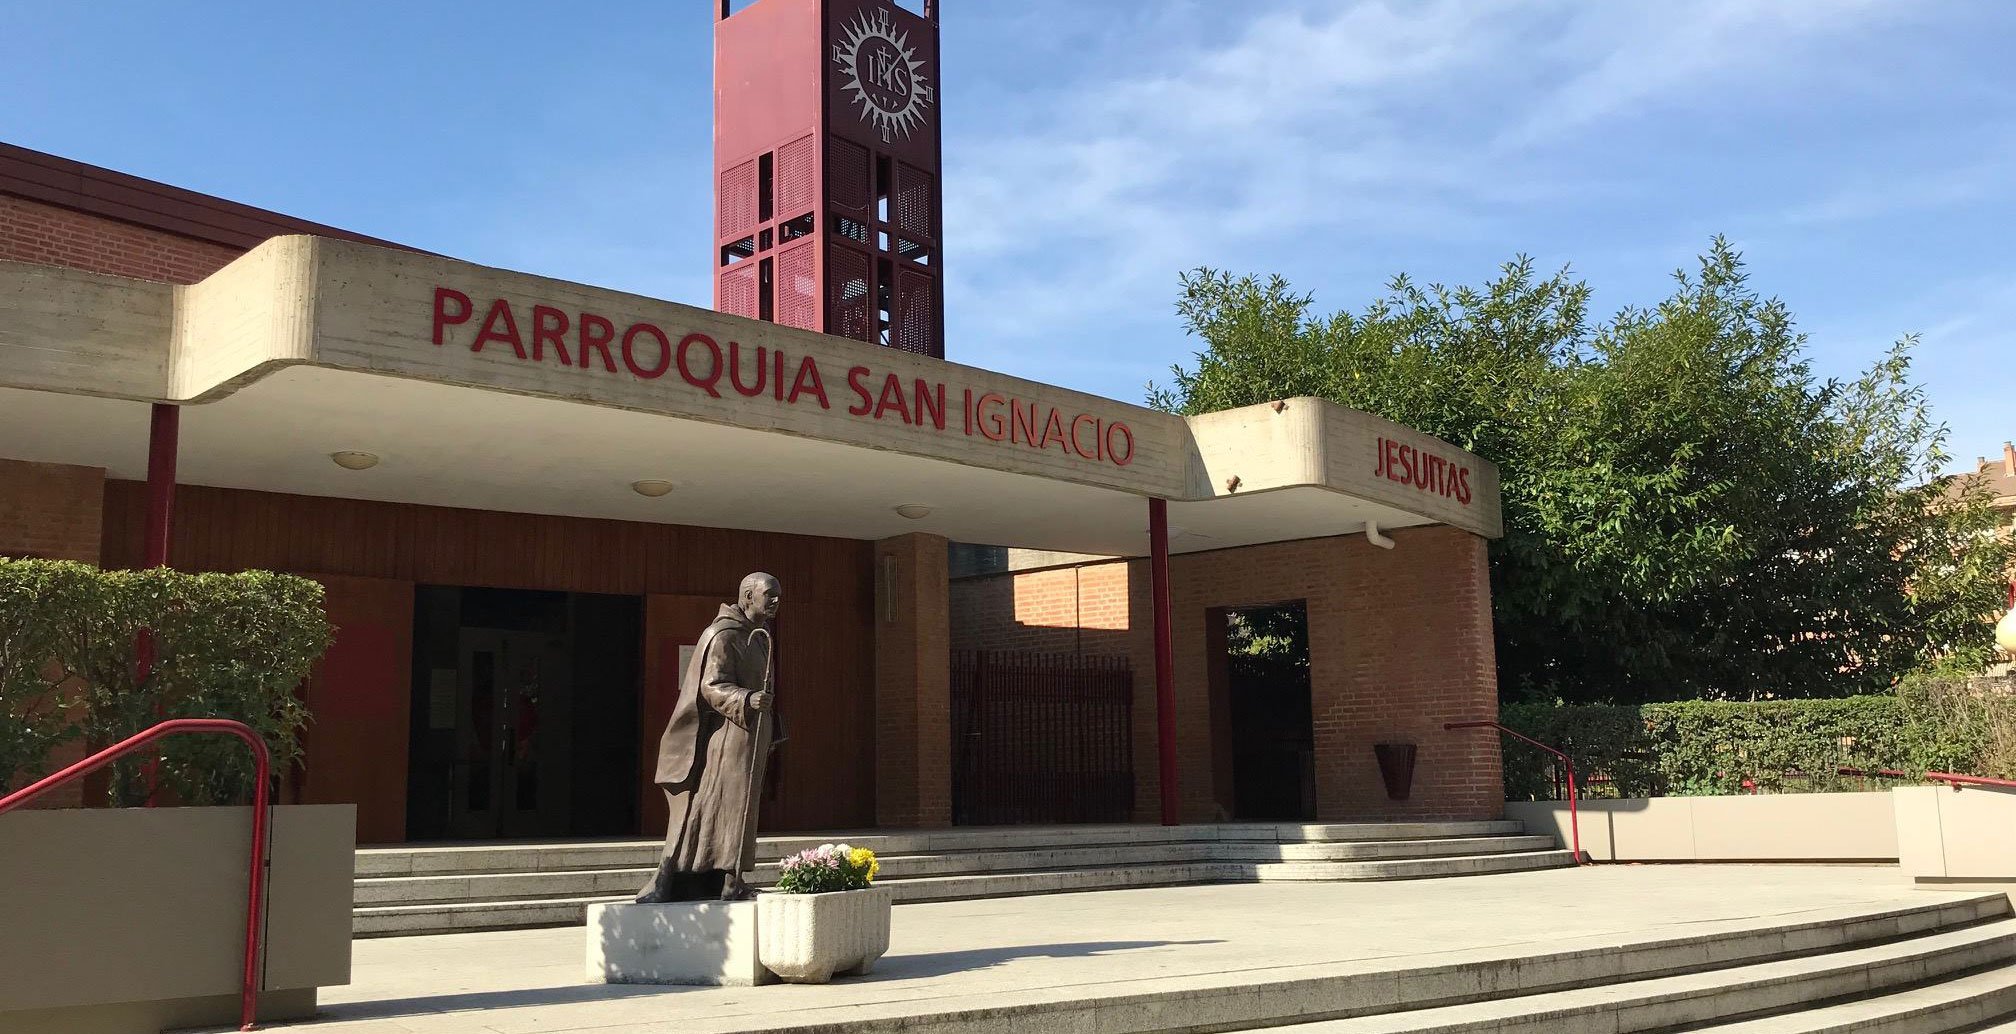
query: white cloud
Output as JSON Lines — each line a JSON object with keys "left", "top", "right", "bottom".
{"left": 940, "top": 0, "right": 1928, "bottom": 399}
{"left": 1497, "top": 0, "right": 1901, "bottom": 147}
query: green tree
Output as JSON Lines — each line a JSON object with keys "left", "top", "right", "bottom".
{"left": 1150, "top": 239, "right": 2013, "bottom": 702}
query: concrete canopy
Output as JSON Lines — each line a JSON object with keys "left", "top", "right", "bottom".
{"left": 0, "top": 237, "right": 1502, "bottom": 555}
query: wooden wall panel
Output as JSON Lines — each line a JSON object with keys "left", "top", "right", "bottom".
{"left": 101, "top": 479, "right": 880, "bottom": 833}
{"left": 639, "top": 594, "right": 728, "bottom": 840}
{"left": 299, "top": 574, "right": 414, "bottom": 844}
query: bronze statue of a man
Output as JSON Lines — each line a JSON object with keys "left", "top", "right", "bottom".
{"left": 636, "top": 572, "right": 781, "bottom": 903}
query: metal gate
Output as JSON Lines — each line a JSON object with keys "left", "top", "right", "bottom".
{"left": 950, "top": 650, "right": 1134, "bottom": 825}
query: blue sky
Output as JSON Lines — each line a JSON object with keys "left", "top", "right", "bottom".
{"left": 4, "top": 1, "right": 2011, "bottom": 471}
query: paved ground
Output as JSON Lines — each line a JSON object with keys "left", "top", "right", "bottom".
{"left": 278, "top": 865, "right": 1964, "bottom": 1034}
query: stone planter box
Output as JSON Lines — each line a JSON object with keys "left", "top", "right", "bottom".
{"left": 0, "top": 804, "right": 354, "bottom": 1033}
{"left": 756, "top": 886, "right": 891, "bottom": 983}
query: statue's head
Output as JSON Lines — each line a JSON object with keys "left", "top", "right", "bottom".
{"left": 739, "top": 572, "right": 782, "bottom": 624}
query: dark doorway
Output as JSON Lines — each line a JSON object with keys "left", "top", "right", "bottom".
{"left": 1220, "top": 602, "right": 1314, "bottom": 821}
{"left": 406, "top": 586, "right": 642, "bottom": 840}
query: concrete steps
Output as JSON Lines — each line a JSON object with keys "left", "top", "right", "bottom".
{"left": 724, "top": 894, "right": 2014, "bottom": 1034}
{"left": 1685, "top": 964, "right": 2016, "bottom": 1034}
{"left": 352, "top": 821, "right": 1569, "bottom": 936}
{"left": 1251, "top": 918, "right": 2016, "bottom": 1033}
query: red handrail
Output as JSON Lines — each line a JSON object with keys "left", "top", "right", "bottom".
{"left": 1926, "top": 771, "right": 2016, "bottom": 790}
{"left": 0, "top": 719, "right": 272, "bottom": 1032}
{"left": 1445, "top": 720, "right": 1583, "bottom": 864}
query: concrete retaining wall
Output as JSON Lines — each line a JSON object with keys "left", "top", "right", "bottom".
{"left": 1895, "top": 784, "right": 2016, "bottom": 886}
{"left": 0, "top": 803, "right": 354, "bottom": 1033}
{"left": 1507, "top": 793, "right": 1899, "bottom": 862}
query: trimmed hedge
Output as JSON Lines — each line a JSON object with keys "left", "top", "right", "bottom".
{"left": 1499, "top": 684, "right": 2012, "bottom": 799}
{"left": 0, "top": 558, "right": 331, "bottom": 804}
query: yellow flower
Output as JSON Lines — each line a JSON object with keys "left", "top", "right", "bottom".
{"left": 849, "top": 846, "right": 880, "bottom": 882}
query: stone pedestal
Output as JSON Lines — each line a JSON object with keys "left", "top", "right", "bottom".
{"left": 585, "top": 900, "right": 776, "bottom": 986}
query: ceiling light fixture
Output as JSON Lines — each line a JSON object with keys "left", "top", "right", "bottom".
{"left": 894, "top": 503, "right": 932, "bottom": 520}
{"left": 330, "top": 451, "right": 380, "bottom": 471}
{"left": 631, "top": 480, "right": 676, "bottom": 498}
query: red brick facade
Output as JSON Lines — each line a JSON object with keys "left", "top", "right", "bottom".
{"left": 0, "top": 194, "right": 243, "bottom": 284}
{"left": 0, "top": 458, "right": 105, "bottom": 806}
{"left": 949, "top": 561, "right": 1133, "bottom": 657}
{"left": 951, "top": 526, "right": 1505, "bottom": 824}
{"left": 0, "top": 458, "right": 104, "bottom": 563}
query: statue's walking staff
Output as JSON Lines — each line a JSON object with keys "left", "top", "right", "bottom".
{"left": 735, "top": 625, "right": 777, "bottom": 878}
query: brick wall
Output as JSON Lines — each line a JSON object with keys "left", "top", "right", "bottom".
{"left": 0, "top": 458, "right": 105, "bottom": 563}
{"left": 949, "top": 561, "right": 1132, "bottom": 657}
{"left": 1, "top": 194, "right": 243, "bottom": 284}
{"left": 0, "top": 458, "right": 105, "bottom": 807}
{"left": 951, "top": 526, "right": 1504, "bottom": 825}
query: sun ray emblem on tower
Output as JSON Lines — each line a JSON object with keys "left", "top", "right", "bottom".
{"left": 833, "top": 7, "right": 934, "bottom": 143}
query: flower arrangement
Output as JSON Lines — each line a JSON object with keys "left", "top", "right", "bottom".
{"left": 773, "top": 842, "right": 880, "bottom": 894}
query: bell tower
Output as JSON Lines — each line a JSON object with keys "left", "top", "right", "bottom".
{"left": 713, "top": 0, "right": 945, "bottom": 358}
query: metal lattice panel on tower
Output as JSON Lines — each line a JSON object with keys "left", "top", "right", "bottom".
{"left": 718, "top": 160, "right": 760, "bottom": 243}
{"left": 776, "top": 134, "right": 817, "bottom": 218}
{"left": 826, "top": 244, "right": 873, "bottom": 342}
{"left": 894, "top": 266, "right": 936, "bottom": 355}
{"left": 714, "top": 0, "right": 944, "bottom": 358}
{"left": 894, "top": 163, "right": 934, "bottom": 240}
{"left": 827, "top": 137, "right": 873, "bottom": 215}
{"left": 775, "top": 240, "right": 819, "bottom": 331}
{"left": 719, "top": 262, "right": 761, "bottom": 321}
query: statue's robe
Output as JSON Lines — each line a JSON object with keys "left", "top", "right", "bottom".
{"left": 652, "top": 604, "right": 775, "bottom": 875}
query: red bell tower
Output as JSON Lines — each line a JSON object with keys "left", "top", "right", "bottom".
{"left": 714, "top": 0, "right": 945, "bottom": 358}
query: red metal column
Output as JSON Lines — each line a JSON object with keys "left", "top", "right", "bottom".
{"left": 1149, "top": 497, "right": 1177, "bottom": 825}
{"left": 143, "top": 403, "right": 180, "bottom": 567}
{"left": 140, "top": 403, "right": 179, "bottom": 806}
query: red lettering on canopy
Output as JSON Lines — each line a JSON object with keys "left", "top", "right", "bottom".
{"left": 676, "top": 334, "right": 723, "bottom": 397}
{"left": 1009, "top": 399, "right": 1038, "bottom": 447}
{"left": 874, "top": 373, "right": 912, "bottom": 423}
{"left": 914, "top": 379, "right": 946, "bottom": 431}
{"left": 432, "top": 287, "right": 472, "bottom": 345}
{"left": 729, "top": 342, "right": 767, "bottom": 397}
{"left": 1039, "top": 408, "right": 1070, "bottom": 453}
{"left": 622, "top": 323, "right": 672, "bottom": 379}
{"left": 1106, "top": 422, "right": 1135, "bottom": 467}
{"left": 471, "top": 299, "right": 527, "bottom": 359}
{"left": 846, "top": 366, "right": 874, "bottom": 416}
{"left": 975, "top": 393, "right": 1008, "bottom": 441}
{"left": 1071, "top": 414, "right": 1102, "bottom": 460}
{"left": 423, "top": 290, "right": 1151, "bottom": 469}
{"left": 577, "top": 313, "right": 617, "bottom": 372}
{"left": 788, "top": 356, "right": 831, "bottom": 408}
{"left": 530, "top": 306, "right": 573, "bottom": 366}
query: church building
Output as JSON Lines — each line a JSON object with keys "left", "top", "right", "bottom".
{"left": 0, "top": 0, "right": 1505, "bottom": 845}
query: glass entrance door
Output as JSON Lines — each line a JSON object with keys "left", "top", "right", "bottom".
{"left": 448, "top": 629, "right": 572, "bottom": 838}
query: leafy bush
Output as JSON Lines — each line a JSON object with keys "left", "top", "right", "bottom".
{"left": 1498, "top": 690, "right": 2010, "bottom": 799}
{"left": 1150, "top": 244, "right": 2016, "bottom": 703}
{"left": 0, "top": 558, "right": 331, "bottom": 804}
{"left": 774, "top": 843, "right": 879, "bottom": 894}
{"left": 1897, "top": 675, "right": 2016, "bottom": 782}
{"left": 0, "top": 561, "right": 86, "bottom": 791}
